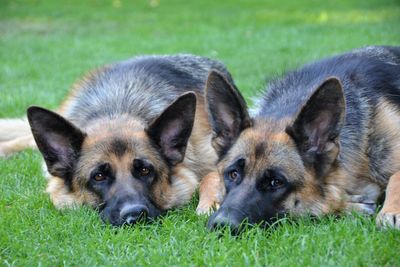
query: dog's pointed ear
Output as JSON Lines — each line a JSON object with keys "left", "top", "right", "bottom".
{"left": 27, "top": 106, "right": 86, "bottom": 181}
{"left": 206, "top": 70, "right": 251, "bottom": 157}
{"left": 286, "top": 77, "right": 345, "bottom": 177}
{"left": 147, "top": 92, "right": 197, "bottom": 166}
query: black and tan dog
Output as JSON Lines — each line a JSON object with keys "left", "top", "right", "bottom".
{"left": 0, "top": 54, "right": 228, "bottom": 226}
{"left": 206, "top": 46, "right": 400, "bottom": 231}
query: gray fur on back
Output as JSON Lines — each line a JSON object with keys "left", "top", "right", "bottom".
{"left": 350, "top": 45, "right": 400, "bottom": 65}
{"left": 251, "top": 46, "right": 400, "bottom": 116}
{"left": 63, "top": 54, "right": 232, "bottom": 127}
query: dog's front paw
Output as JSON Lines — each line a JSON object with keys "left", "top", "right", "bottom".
{"left": 196, "top": 200, "right": 220, "bottom": 216}
{"left": 376, "top": 211, "right": 400, "bottom": 229}
{"left": 376, "top": 171, "right": 400, "bottom": 230}
{"left": 345, "top": 194, "right": 377, "bottom": 215}
{"left": 197, "top": 171, "right": 224, "bottom": 216}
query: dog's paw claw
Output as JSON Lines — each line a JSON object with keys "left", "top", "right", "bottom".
{"left": 376, "top": 211, "right": 400, "bottom": 229}
{"left": 196, "top": 202, "right": 220, "bottom": 216}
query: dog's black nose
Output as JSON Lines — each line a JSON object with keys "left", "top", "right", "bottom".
{"left": 120, "top": 204, "right": 149, "bottom": 225}
{"left": 207, "top": 211, "right": 241, "bottom": 233}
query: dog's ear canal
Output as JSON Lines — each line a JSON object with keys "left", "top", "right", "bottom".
{"left": 286, "top": 77, "right": 346, "bottom": 177}
{"left": 205, "top": 70, "right": 251, "bottom": 157}
{"left": 27, "top": 106, "right": 86, "bottom": 181}
{"left": 147, "top": 92, "right": 197, "bottom": 166}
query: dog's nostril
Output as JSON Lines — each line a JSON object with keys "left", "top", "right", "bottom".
{"left": 211, "top": 220, "right": 228, "bottom": 229}
{"left": 125, "top": 215, "right": 140, "bottom": 225}
{"left": 120, "top": 204, "right": 149, "bottom": 225}
{"left": 208, "top": 216, "right": 238, "bottom": 231}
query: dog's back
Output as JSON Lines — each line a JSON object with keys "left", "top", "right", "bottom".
{"left": 62, "top": 54, "right": 232, "bottom": 127}
{"left": 256, "top": 46, "right": 400, "bottom": 118}
{"left": 0, "top": 54, "right": 231, "bottom": 159}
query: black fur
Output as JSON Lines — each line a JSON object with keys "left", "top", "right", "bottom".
{"left": 27, "top": 106, "right": 86, "bottom": 188}
{"left": 286, "top": 78, "right": 345, "bottom": 178}
{"left": 254, "top": 142, "right": 267, "bottom": 159}
{"left": 146, "top": 92, "right": 197, "bottom": 166}
{"left": 109, "top": 139, "right": 129, "bottom": 157}
{"left": 206, "top": 71, "right": 252, "bottom": 157}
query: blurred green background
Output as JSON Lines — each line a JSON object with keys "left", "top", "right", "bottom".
{"left": 1, "top": 0, "right": 399, "bottom": 266}
{"left": 1, "top": 0, "right": 399, "bottom": 116}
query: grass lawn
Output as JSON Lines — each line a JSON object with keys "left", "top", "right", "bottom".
{"left": 1, "top": 0, "right": 400, "bottom": 266}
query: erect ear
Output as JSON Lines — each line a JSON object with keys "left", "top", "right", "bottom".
{"left": 27, "top": 106, "right": 86, "bottom": 181}
{"left": 146, "top": 92, "right": 197, "bottom": 166}
{"left": 285, "top": 77, "right": 345, "bottom": 177}
{"left": 205, "top": 70, "right": 252, "bottom": 157}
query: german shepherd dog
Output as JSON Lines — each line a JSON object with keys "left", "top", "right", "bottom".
{"left": 205, "top": 46, "right": 400, "bottom": 232}
{"left": 0, "top": 54, "right": 230, "bottom": 226}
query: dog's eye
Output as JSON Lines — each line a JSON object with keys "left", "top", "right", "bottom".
{"left": 229, "top": 170, "right": 239, "bottom": 181}
{"left": 93, "top": 173, "right": 107, "bottom": 181}
{"left": 139, "top": 167, "right": 151, "bottom": 177}
{"left": 258, "top": 168, "right": 287, "bottom": 191}
{"left": 270, "top": 178, "right": 284, "bottom": 188}
{"left": 90, "top": 163, "right": 112, "bottom": 183}
{"left": 133, "top": 159, "right": 154, "bottom": 178}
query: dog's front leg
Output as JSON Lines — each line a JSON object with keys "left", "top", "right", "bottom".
{"left": 376, "top": 171, "right": 400, "bottom": 229}
{"left": 196, "top": 171, "right": 225, "bottom": 215}
{"left": 345, "top": 194, "right": 377, "bottom": 215}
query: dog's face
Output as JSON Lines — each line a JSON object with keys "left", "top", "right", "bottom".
{"left": 205, "top": 71, "right": 346, "bottom": 232}
{"left": 28, "top": 93, "right": 197, "bottom": 226}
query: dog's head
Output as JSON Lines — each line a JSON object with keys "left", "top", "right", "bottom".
{"left": 28, "top": 92, "right": 197, "bottom": 226}
{"left": 205, "top": 71, "right": 346, "bottom": 232}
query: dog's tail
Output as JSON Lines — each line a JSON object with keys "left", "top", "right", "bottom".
{"left": 0, "top": 117, "right": 36, "bottom": 157}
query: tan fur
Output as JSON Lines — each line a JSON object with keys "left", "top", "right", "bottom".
{"left": 46, "top": 176, "right": 84, "bottom": 209}
{"left": 337, "top": 100, "right": 400, "bottom": 206}
{"left": 158, "top": 165, "right": 200, "bottom": 209}
{"left": 181, "top": 96, "right": 221, "bottom": 214}
{"left": 196, "top": 171, "right": 225, "bottom": 214}
{"left": 373, "top": 101, "right": 400, "bottom": 183}
{"left": 376, "top": 171, "right": 400, "bottom": 229}
{"left": 373, "top": 101, "right": 400, "bottom": 229}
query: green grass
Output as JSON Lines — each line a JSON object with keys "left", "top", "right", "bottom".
{"left": 1, "top": 0, "right": 400, "bottom": 266}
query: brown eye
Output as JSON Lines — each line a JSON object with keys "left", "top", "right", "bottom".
{"left": 133, "top": 159, "right": 154, "bottom": 179}
{"left": 93, "top": 173, "right": 106, "bottom": 181}
{"left": 229, "top": 170, "right": 239, "bottom": 181}
{"left": 139, "top": 167, "right": 150, "bottom": 176}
